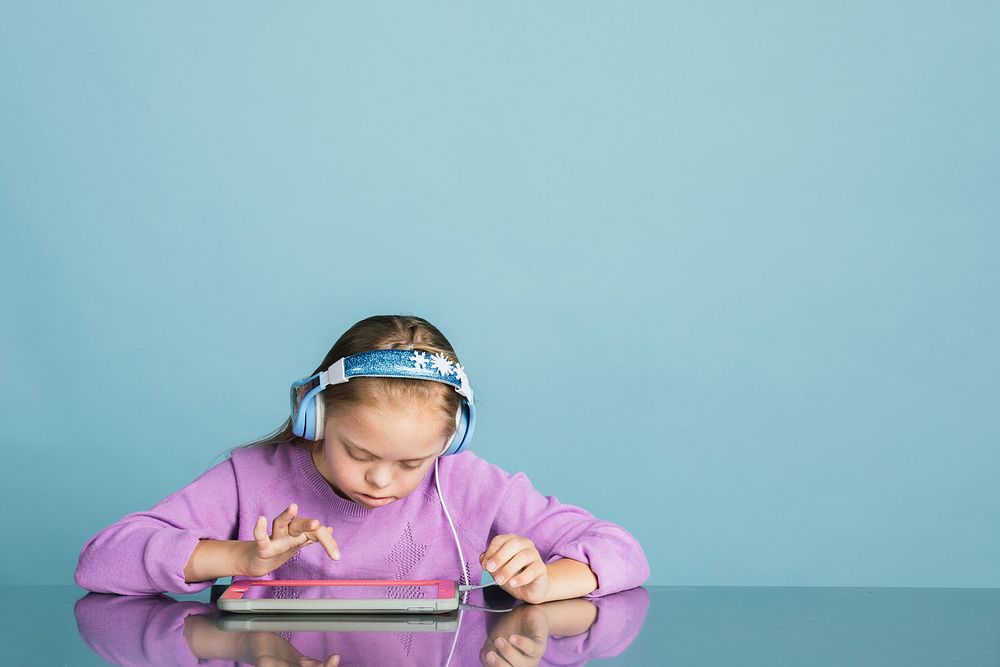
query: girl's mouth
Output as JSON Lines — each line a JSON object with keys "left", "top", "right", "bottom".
{"left": 357, "top": 493, "right": 395, "bottom": 507}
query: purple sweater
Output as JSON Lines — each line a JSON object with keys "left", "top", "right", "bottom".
{"left": 75, "top": 443, "right": 649, "bottom": 597}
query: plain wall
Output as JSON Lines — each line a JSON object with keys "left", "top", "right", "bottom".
{"left": 1, "top": 1, "right": 997, "bottom": 587}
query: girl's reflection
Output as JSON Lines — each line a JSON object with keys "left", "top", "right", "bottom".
{"left": 75, "top": 587, "right": 649, "bottom": 666}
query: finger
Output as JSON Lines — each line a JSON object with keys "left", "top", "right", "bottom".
{"left": 481, "top": 534, "right": 514, "bottom": 565}
{"left": 492, "top": 537, "right": 532, "bottom": 569}
{"left": 272, "top": 503, "right": 299, "bottom": 538}
{"left": 493, "top": 550, "right": 534, "bottom": 586}
{"left": 288, "top": 517, "right": 320, "bottom": 538}
{"left": 286, "top": 517, "right": 334, "bottom": 559}
{"left": 488, "top": 538, "right": 533, "bottom": 576}
{"left": 481, "top": 535, "right": 518, "bottom": 572}
{"left": 483, "top": 649, "right": 511, "bottom": 667}
{"left": 270, "top": 504, "right": 296, "bottom": 539}
{"left": 311, "top": 525, "right": 341, "bottom": 560}
{"left": 507, "top": 634, "right": 544, "bottom": 659}
{"left": 253, "top": 515, "right": 271, "bottom": 545}
{"left": 494, "top": 636, "right": 529, "bottom": 664}
{"left": 507, "top": 562, "right": 547, "bottom": 589}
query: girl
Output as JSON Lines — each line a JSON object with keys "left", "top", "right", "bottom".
{"left": 75, "top": 315, "right": 650, "bottom": 603}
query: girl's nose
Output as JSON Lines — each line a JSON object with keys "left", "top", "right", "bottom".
{"left": 366, "top": 464, "right": 393, "bottom": 489}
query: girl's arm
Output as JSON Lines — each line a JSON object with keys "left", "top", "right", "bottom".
{"left": 184, "top": 504, "right": 341, "bottom": 583}
{"left": 182, "top": 539, "right": 249, "bottom": 584}
{"left": 75, "top": 459, "right": 240, "bottom": 595}
{"left": 543, "top": 557, "right": 600, "bottom": 601}
{"left": 485, "top": 468, "right": 651, "bottom": 598}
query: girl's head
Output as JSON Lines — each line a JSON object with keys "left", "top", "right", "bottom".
{"left": 241, "top": 315, "right": 466, "bottom": 508}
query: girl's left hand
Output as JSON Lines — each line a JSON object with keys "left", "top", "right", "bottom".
{"left": 480, "top": 534, "right": 550, "bottom": 604}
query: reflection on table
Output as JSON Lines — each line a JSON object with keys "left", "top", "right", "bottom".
{"left": 5, "top": 585, "right": 997, "bottom": 665}
{"left": 73, "top": 586, "right": 650, "bottom": 666}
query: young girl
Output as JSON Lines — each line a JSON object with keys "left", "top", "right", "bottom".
{"left": 75, "top": 315, "right": 650, "bottom": 603}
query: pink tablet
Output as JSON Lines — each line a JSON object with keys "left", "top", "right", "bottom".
{"left": 216, "top": 579, "right": 459, "bottom": 614}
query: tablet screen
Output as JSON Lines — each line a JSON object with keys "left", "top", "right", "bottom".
{"left": 243, "top": 583, "right": 440, "bottom": 600}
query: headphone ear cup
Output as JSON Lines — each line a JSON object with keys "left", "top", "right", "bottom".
{"left": 312, "top": 395, "right": 325, "bottom": 441}
{"left": 442, "top": 400, "right": 473, "bottom": 456}
{"left": 299, "top": 392, "right": 325, "bottom": 441}
{"left": 439, "top": 405, "right": 460, "bottom": 455}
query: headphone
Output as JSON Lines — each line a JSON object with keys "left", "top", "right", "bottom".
{"left": 289, "top": 348, "right": 476, "bottom": 456}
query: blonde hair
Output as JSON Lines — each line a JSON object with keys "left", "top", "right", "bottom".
{"left": 232, "top": 315, "right": 463, "bottom": 455}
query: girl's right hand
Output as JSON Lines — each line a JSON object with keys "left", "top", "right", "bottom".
{"left": 240, "top": 503, "right": 340, "bottom": 578}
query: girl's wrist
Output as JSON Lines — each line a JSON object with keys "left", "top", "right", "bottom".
{"left": 184, "top": 540, "right": 255, "bottom": 584}
{"left": 233, "top": 541, "right": 257, "bottom": 577}
{"left": 539, "top": 558, "right": 599, "bottom": 602}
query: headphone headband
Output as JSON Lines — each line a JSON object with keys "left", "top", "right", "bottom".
{"left": 323, "top": 349, "right": 473, "bottom": 401}
{"left": 290, "top": 348, "right": 476, "bottom": 455}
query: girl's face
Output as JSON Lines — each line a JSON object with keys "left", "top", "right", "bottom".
{"left": 312, "top": 400, "right": 452, "bottom": 509}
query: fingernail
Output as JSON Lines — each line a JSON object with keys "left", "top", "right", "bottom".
{"left": 486, "top": 561, "right": 496, "bottom": 571}
{"left": 495, "top": 637, "right": 506, "bottom": 649}
{"left": 495, "top": 576, "right": 505, "bottom": 585}
{"left": 485, "top": 652, "right": 497, "bottom": 665}
{"left": 333, "top": 550, "right": 341, "bottom": 560}
{"left": 509, "top": 578, "right": 517, "bottom": 586}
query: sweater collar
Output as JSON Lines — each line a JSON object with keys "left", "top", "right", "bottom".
{"left": 293, "top": 443, "right": 374, "bottom": 520}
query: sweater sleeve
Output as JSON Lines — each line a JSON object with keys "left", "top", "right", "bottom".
{"left": 74, "top": 458, "right": 240, "bottom": 595}
{"left": 490, "top": 471, "right": 650, "bottom": 598}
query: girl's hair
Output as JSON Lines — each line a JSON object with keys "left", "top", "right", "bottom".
{"left": 232, "top": 315, "right": 464, "bottom": 454}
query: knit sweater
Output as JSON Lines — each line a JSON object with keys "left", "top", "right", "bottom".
{"left": 75, "top": 443, "right": 650, "bottom": 597}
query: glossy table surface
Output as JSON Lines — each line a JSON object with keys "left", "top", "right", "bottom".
{"left": 2, "top": 585, "right": 998, "bottom": 665}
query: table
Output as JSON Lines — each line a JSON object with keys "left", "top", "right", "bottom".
{"left": 1, "top": 585, "right": 998, "bottom": 665}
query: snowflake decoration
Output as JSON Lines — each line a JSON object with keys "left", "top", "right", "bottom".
{"left": 430, "top": 353, "right": 455, "bottom": 377}
{"left": 409, "top": 351, "right": 429, "bottom": 370}
{"left": 453, "top": 363, "right": 468, "bottom": 386}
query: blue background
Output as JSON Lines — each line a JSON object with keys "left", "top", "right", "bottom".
{"left": 2, "top": 2, "right": 997, "bottom": 587}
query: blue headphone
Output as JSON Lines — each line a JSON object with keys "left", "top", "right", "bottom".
{"left": 290, "top": 349, "right": 476, "bottom": 456}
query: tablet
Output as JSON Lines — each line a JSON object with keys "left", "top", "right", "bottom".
{"left": 217, "top": 611, "right": 459, "bottom": 632}
{"left": 216, "top": 579, "right": 460, "bottom": 614}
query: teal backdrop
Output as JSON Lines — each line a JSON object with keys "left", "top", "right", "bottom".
{"left": 1, "top": 2, "right": 997, "bottom": 588}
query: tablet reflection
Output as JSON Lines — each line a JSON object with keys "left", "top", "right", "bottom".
{"left": 74, "top": 587, "right": 649, "bottom": 666}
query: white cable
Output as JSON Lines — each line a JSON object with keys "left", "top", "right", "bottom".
{"left": 459, "top": 603, "right": 517, "bottom": 613}
{"left": 458, "top": 582, "right": 496, "bottom": 592}
{"left": 443, "top": 607, "right": 464, "bottom": 667}
{"left": 436, "top": 457, "right": 469, "bottom": 667}
{"left": 434, "top": 457, "right": 470, "bottom": 594}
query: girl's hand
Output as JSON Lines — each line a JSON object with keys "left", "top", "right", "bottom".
{"left": 185, "top": 614, "right": 341, "bottom": 667}
{"left": 480, "top": 534, "right": 550, "bottom": 604}
{"left": 480, "top": 603, "right": 550, "bottom": 667}
{"left": 240, "top": 503, "right": 340, "bottom": 578}
{"left": 239, "top": 632, "right": 340, "bottom": 667}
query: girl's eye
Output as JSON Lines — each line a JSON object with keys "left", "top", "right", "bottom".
{"left": 347, "top": 446, "right": 422, "bottom": 469}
